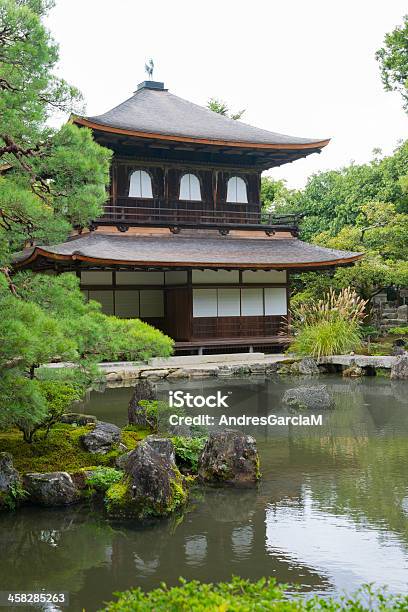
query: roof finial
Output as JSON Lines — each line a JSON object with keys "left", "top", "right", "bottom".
{"left": 144, "top": 58, "right": 154, "bottom": 80}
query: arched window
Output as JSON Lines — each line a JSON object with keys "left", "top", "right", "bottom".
{"left": 179, "top": 173, "right": 201, "bottom": 201}
{"left": 226, "top": 176, "right": 248, "bottom": 203}
{"left": 129, "top": 170, "right": 153, "bottom": 198}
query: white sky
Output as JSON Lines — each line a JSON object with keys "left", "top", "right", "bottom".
{"left": 46, "top": 0, "right": 407, "bottom": 188}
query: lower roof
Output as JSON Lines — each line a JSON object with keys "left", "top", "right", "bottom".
{"left": 14, "top": 231, "right": 362, "bottom": 271}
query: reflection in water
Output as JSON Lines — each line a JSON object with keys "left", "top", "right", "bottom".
{"left": 266, "top": 489, "right": 408, "bottom": 592}
{"left": 1, "top": 375, "right": 408, "bottom": 611}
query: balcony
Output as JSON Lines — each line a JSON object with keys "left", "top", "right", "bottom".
{"left": 94, "top": 197, "right": 301, "bottom": 235}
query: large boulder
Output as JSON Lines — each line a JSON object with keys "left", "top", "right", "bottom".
{"left": 298, "top": 357, "right": 320, "bottom": 375}
{"left": 81, "top": 421, "right": 121, "bottom": 454}
{"left": 391, "top": 355, "right": 408, "bottom": 380}
{"left": 282, "top": 385, "right": 335, "bottom": 410}
{"left": 0, "top": 453, "right": 22, "bottom": 509}
{"left": 105, "top": 438, "right": 187, "bottom": 518}
{"left": 24, "top": 472, "right": 79, "bottom": 506}
{"left": 128, "top": 379, "right": 157, "bottom": 427}
{"left": 198, "top": 430, "right": 260, "bottom": 486}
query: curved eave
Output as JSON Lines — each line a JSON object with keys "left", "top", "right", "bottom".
{"left": 14, "top": 247, "right": 363, "bottom": 271}
{"left": 71, "top": 116, "right": 330, "bottom": 152}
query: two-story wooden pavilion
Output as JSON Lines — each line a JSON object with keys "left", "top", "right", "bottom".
{"left": 14, "top": 80, "right": 362, "bottom": 353}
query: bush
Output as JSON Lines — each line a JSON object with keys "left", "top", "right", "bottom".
{"left": 389, "top": 326, "right": 408, "bottom": 336}
{"left": 289, "top": 288, "right": 366, "bottom": 358}
{"left": 102, "top": 577, "right": 408, "bottom": 611}
{"left": 15, "top": 380, "right": 83, "bottom": 443}
{"left": 290, "top": 319, "right": 362, "bottom": 358}
{"left": 85, "top": 467, "right": 123, "bottom": 492}
{"left": 172, "top": 436, "right": 206, "bottom": 472}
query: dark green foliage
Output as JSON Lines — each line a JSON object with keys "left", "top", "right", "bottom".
{"left": 172, "top": 436, "right": 206, "bottom": 472}
{"left": 274, "top": 141, "right": 408, "bottom": 303}
{"left": 0, "top": 480, "right": 28, "bottom": 511}
{"left": 102, "top": 578, "right": 408, "bottom": 611}
{"left": 376, "top": 14, "right": 408, "bottom": 112}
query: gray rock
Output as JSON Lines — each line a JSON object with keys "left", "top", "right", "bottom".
{"left": 391, "top": 355, "right": 408, "bottom": 380}
{"left": 0, "top": 453, "right": 21, "bottom": 508}
{"left": 140, "top": 369, "right": 169, "bottom": 380}
{"left": 145, "top": 436, "right": 175, "bottom": 464}
{"left": 391, "top": 346, "right": 406, "bottom": 357}
{"left": 106, "top": 439, "right": 186, "bottom": 518}
{"left": 282, "top": 385, "right": 335, "bottom": 410}
{"left": 298, "top": 357, "right": 320, "bottom": 375}
{"left": 115, "top": 451, "right": 133, "bottom": 470}
{"left": 198, "top": 430, "right": 260, "bottom": 486}
{"left": 397, "top": 304, "right": 408, "bottom": 320}
{"left": 167, "top": 423, "right": 192, "bottom": 437}
{"left": 24, "top": 472, "right": 79, "bottom": 506}
{"left": 342, "top": 364, "right": 364, "bottom": 377}
{"left": 81, "top": 421, "right": 121, "bottom": 454}
{"left": 128, "top": 379, "right": 157, "bottom": 427}
{"left": 60, "top": 412, "right": 97, "bottom": 426}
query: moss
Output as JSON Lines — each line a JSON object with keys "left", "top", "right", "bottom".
{"left": 255, "top": 455, "right": 262, "bottom": 480}
{"left": 169, "top": 478, "right": 188, "bottom": 511}
{"left": 375, "top": 367, "right": 391, "bottom": 378}
{"left": 120, "top": 426, "right": 150, "bottom": 450}
{"left": 104, "top": 481, "right": 132, "bottom": 515}
{"left": 0, "top": 424, "right": 121, "bottom": 474}
{"left": 104, "top": 468, "right": 188, "bottom": 519}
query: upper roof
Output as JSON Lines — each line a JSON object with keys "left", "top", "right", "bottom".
{"left": 13, "top": 231, "right": 362, "bottom": 271}
{"left": 72, "top": 81, "right": 329, "bottom": 151}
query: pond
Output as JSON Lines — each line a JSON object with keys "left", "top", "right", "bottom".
{"left": 1, "top": 375, "right": 408, "bottom": 611}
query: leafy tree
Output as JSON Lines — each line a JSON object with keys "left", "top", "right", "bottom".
{"left": 376, "top": 15, "right": 408, "bottom": 112}
{"left": 0, "top": 1, "right": 173, "bottom": 441}
{"left": 207, "top": 97, "right": 245, "bottom": 120}
{"left": 260, "top": 176, "right": 297, "bottom": 213}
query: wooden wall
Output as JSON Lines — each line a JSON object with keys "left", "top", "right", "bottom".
{"left": 111, "top": 159, "right": 261, "bottom": 209}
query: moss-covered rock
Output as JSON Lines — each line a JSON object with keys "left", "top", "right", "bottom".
{"left": 105, "top": 438, "right": 187, "bottom": 519}
{"left": 198, "top": 430, "right": 260, "bottom": 486}
{"left": 0, "top": 453, "right": 24, "bottom": 510}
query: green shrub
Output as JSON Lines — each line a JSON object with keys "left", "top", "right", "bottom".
{"left": 172, "top": 436, "right": 206, "bottom": 472}
{"left": 85, "top": 467, "right": 123, "bottom": 492}
{"left": 389, "top": 326, "right": 408, "bottom": 336}
{"left": 15, "top": 380, "right": 83, "bottom": 443}
{"left": 0, "top": 481, "right": 28, "bottom": 511}
{"left": 139, "top": 400, "right": 183, "bottom": 433}
{"left": 102, "top": 577, "right": 408, "bottom": 611}
{"left": 290, "top": 318, "right": 362, "bottom": 358}
{"left": 360, "top": 324, "right": 380, "bottom": 339}
{"left": 289, "top": 287, "right": 366, "bottom": 358}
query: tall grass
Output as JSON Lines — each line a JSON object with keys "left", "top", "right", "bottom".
{"left": 289, "top": 288, "right": 367, "bottom": 358}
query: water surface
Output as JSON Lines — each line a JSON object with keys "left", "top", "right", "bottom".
{"left": 1, "top": 375, "right": 408, "bottom": 611}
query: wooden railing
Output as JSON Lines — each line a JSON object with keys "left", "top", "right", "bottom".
{"left": 95, "top": 197, "right": 300, "bottom": 233}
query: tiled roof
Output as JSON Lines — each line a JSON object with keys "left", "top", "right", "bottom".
{"left": 14, "top": 232, "right": 362, "bottom": 270}
{"left": 74, "top": 85, "right": 328, "bottom": 149}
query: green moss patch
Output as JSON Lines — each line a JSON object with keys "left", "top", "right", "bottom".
{"left": 121, "top": 426, "right": 150, "bottom": 450}
{"left": 0, "top": 425, "right": 120, "bottom": 474}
